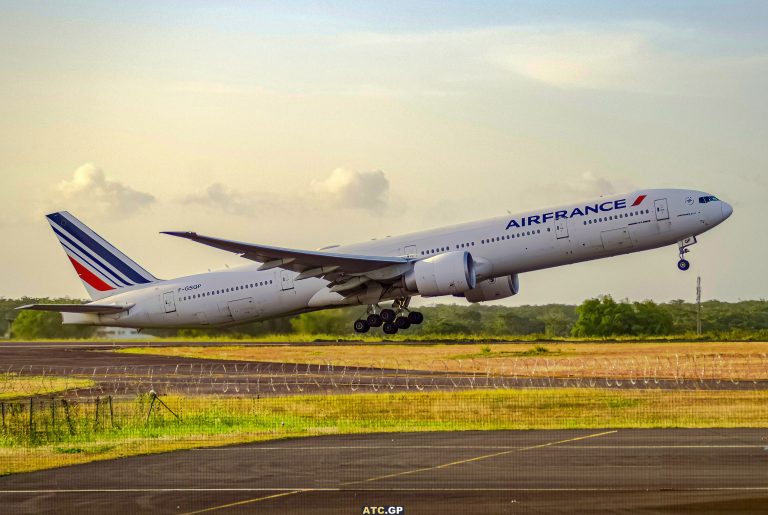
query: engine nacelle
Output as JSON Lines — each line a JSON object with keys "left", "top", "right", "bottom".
{"left": 404, "top": 251, "right": 477, "bottom": 297}
{"left": 463, "top": 274, "right": 520, "bottom": 303}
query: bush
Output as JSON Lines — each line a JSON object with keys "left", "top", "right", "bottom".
{"left": 11, "top": 310, "right": 95, "bottom": 339}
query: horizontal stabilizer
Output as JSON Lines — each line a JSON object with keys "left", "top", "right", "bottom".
{"left": 17, "top": 303, "right": 134, "bottom": 315}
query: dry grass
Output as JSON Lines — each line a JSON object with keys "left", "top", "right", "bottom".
{"left": 2, "top": 388, "right": 767, "bottom": 475}
{"left": 118, "top": 342, "right": 768, "bottom": 380}
{"left": 0, "top": 374, "right": 94, "bottom": 400}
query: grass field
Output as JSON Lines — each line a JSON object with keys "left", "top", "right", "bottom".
{"left": 1, "top": 388, "right": 766, "bottom": 475}
{"left": 118, "top": 341, "right": 768, "bottom": 380}
{"left": 0, "top": 374, "right": 94, "bottom": 400}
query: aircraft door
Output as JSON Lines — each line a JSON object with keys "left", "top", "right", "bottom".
{"left": 401, "top": 245, "right": 418, "bottom": 258}
{"left": 654, "top": 199, "right": 669, "bottom": 220}
{"left": 555, "top": 219, "right": 569, "bottom": 239}
{"left": 228, "top": 297, "right": 257, "bottom": 321}
{"left": 280, "top": 269, "right": 295, "bottom": 291}
{"left": 162, "top": 291, "right": 176, "bottom": 313}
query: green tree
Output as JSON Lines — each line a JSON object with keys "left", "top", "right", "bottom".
{"left": 10, "top": 310, "right": 95, "bottom": 339}
{"left": 632, "top": 300, "right": 673, "bottom": 335}
{"left": 572, "top": 296, "right": 636, "bottom": 337}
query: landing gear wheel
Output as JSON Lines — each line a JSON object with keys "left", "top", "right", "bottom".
{"left": 380, "top": 309, "right": 397, "bottom": 323}
{"left": 353, "top": 319, "right": 370, "bottom": 333}
{"left": 395, "top": 316, "right": 411, "bottom": 330}
{"left": 407, "top": 311, "right": 424, "bottom": 325}
{"left": 677, "top": 259, "right": 690, "bottom": 271}
{"left": 382, "top": 322, "right": 398, "bottom": 335}
{"left": 366, "top": 313, "right": 383, "bottom": 327}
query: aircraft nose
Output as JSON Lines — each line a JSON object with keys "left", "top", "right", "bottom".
{"left": 721, "top": 201, "right": 733, "bottom": 220}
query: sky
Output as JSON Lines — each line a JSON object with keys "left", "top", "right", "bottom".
{"left": 0, "top": 1, "right": 766, "bottom": 305}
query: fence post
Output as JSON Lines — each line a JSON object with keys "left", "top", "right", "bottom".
{"left": 1, "top": 402, "right": 5, "bottom": 433}
{"left": 146, "top": 393, "right": 157, "bottom": 424}
{"left": 94, "top": 396, "right": 100, "bottom": 430}
{"left": 108, "top": 396, "right": 116, "bottom": 429}
{"left": 62, "top": 399, "right": 75, "bottom": 435}
{"left": 51, "top": 398, "right": 56, "bottom": 435}
{"left": 29, "top": 398, "right": 34, "bottom": 436}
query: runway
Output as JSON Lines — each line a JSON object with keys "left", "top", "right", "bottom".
{"left": 1, "top": 428, "right": 767, "bottom": 513}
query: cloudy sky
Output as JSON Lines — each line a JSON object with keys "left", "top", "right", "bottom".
{"left": 1, "top": 1, "right": 766, "bottom": 304}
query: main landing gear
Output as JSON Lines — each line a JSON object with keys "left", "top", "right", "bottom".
{"left": 677, "top": 236, "right": 697, "bottom": 272}
{"left": 353, "top": 299, "right": 424, "bottom": 334}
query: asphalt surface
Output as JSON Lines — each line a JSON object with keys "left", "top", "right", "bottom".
{"left": 1, "top": 429, "right": 767, "bottom": 514}
{"left": 2, "top": 341, "right": 766, "bottom": 396}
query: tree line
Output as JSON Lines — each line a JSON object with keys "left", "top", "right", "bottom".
{"left": 3, "top": 296, "right": 767, "bottom": 339}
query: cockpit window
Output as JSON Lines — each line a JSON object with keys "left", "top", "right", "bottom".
{"left": 698, "top": 196, "right": 719, "bottom": 203}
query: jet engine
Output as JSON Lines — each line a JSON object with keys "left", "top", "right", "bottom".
{"left": 404, "top": 251, "right": 476, "bottom": 296}
{"left": 463, "top": 274, "right": 520, "bottom": 303}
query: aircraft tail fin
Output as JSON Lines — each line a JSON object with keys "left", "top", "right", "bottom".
{"left": 45, "top": 211, "right": 158, "bottom": 301}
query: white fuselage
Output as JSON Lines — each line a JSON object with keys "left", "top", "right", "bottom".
{"left": 63, "top": 188, "right": 732, "bottom": 328}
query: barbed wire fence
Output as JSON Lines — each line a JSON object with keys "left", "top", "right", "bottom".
{"left": 1, "top": 353, "right": 767, "bottom": 450}
{"left": 1, "top": 353, "right": 767, "bottom": 399}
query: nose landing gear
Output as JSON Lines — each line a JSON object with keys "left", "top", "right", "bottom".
{"left": 677, "top": 236, "right": 696, "bottom": 271}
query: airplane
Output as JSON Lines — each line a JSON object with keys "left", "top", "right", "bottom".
{"left": 19, "top": 188, "right": 732, "bottom": 334}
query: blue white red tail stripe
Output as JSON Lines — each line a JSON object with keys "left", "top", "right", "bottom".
{"left": 49, "top": 221, "right": 136, "bottom": 286}
{"left": 51, "top": 226, "right": 129, "bottom": 287}
{"left": 46, "top": 211, "right": 157, "bottom": 300}
{"left": 47, "top": 212, "right": 154, "bottom": 284}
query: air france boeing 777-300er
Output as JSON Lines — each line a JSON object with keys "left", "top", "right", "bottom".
{"left": 20, "top": 188, "right": 732, "bottom": 334}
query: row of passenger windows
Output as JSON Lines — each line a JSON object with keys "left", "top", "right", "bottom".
{"left": 582, "top": 209, "right": 650, "bottom": 225}
{"left": 482, "top": 229, "right": 542, "bottom": 244}
{"left": 419, "top": 227, "right": 546, "bottom": 256}
{"left": 421, "top": 242, "right": 474, "bottom": 255}
{"left": 181, "top": 280, "right": 274, "bottom": 301}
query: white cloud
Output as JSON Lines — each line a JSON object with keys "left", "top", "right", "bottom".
{"left": 49, "top": 164, "right": 154, "bottom": 219}
{"left": 179, "top": 168, "right": 390, "bottom": 219}
{"left": 310, "top": 168, "right": 389, "bottom": 213}
{"left": 339, "top": 25, "right": 768, "bottom": 95}
{"left": 514, "top": 172, "right": 632, "bottom": 211}
{"left": 565, "top": 171, "right": 618, "bottom": 197}
{"left": 181, "top": 182, "right": 280, "bottom": 217}
{"left": 487, "top": 29, "right": 646, "bottom": 90}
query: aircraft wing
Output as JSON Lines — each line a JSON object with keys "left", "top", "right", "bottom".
{"left": 161, "top": 232, "right": 410, "bottom": 279}
{"left": 17, "top": 303, "right": 134, "bottom": 314}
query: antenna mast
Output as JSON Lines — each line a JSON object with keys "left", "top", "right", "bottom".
{"left": 696, "top": 276, "right": 702, "bottom": 335}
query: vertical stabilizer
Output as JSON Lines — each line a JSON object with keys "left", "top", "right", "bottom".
{"left": 45, "top": 211, "right": 158, "bottom": 300}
